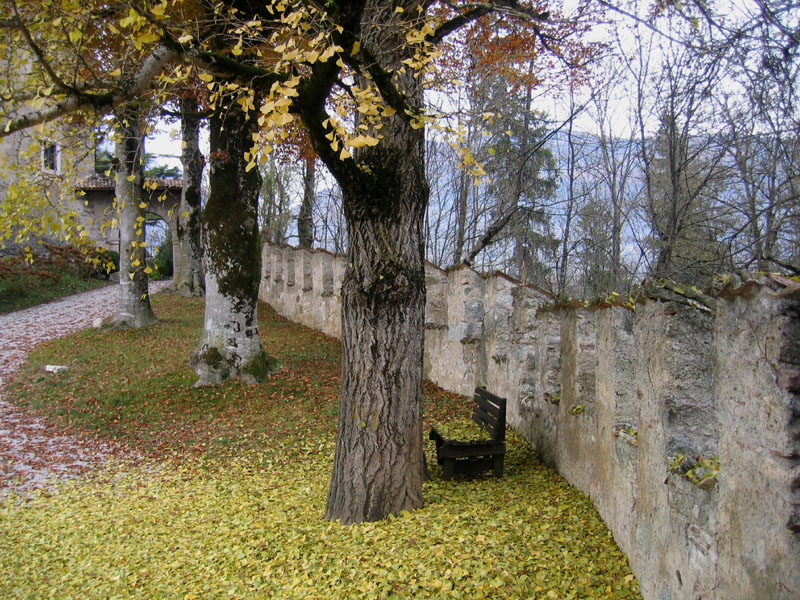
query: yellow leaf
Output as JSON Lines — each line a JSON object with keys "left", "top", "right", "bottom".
{"left": 350, "top": 41, "right": 360, "bottom": 56}
{"left": 178, "top": 34, "right": 193, "bottom": 44}
{"left": 270, "top": 112, "right": 293, "bottom": 127}
{"left": 144, "top": 266, "right": 153, "bottom": 274}
{"left": 381, "top": 106, "right": 396, "bottom": 117}
{"left": 69, "top": 29, "right": 82, "bottom": 45}
{"left": 357, "top": 102, "right": 378, "bottom": 115}
{"left": 126, "top": 175, "right": 136, "bottom": 182}
{"left": 138, "top": 201, "right": 147, "bottom": 209}
{"left": 136, "top": 31, "right": 160, "bottom": 45}
{"left": 348, "top": 135, "right": 379, "bottom": 148}
{"left": 339, "top": 148, "right": 352, "bottom": 160}
{"left": 232, "top": 45, "right": 243, "bottom": 56}
{"left": 198, "top": 72, "right": 213, "bottom": 82}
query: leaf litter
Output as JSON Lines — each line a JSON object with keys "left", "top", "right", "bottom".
{"left": 1, "top": 293, "right": 640, "bottom": 599}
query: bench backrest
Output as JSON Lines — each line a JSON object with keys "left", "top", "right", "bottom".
{"left": 472, "top": 387, "right": 506, "bottom": 442}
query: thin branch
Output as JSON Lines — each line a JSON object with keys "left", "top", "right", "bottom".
{"left": 1, "top": 44, "right": 179, "bottom": 137}
{"left": 10, "top": 0, "right": 76, "bottom": 95}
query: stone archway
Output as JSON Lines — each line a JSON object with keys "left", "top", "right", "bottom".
{"left": 144, "top": 212, "right": 173, "bottom": 280}
{"left": 74, "top": 176, "right": 182, "bottom": 260}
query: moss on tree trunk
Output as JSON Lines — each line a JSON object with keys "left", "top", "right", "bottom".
{"left": 189, "top": 96, "right": 278, "bottom": 386}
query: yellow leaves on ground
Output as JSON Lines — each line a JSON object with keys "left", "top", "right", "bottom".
{"left": 0, "top": 433, "right": 641, "bottom": 599}
{"left": 0, "top": 296, "right": 641, "bottom": 600}
{"left": 149, "top": 1, "right": 168, "bottom": 18}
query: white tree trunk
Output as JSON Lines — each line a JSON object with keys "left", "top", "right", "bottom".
{"left": 112, "top": 104, "right": 156, "bottom": 329}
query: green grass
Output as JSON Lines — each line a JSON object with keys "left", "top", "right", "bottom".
{"left": 2, "top": 294, "right": 641, "bottom": 599}
{"left": 0, "top": 271, "right": 110, "bottom": 314}
{"left": 0, "top": 245, "right": 114, "bottom": 314}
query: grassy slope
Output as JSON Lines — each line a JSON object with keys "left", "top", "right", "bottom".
{"left": 0, "top": 273, "right": 110, "bottom": 314}
{"left": 1, "top": 294, "right": 641, "bottom": 599}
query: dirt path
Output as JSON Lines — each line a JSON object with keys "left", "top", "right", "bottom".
{"left": 0, "top": 283, "right": 169, "bottom": 498}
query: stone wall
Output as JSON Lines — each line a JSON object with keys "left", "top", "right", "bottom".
{"left": 260, "top": 243, "right": 800, "bottom": 600}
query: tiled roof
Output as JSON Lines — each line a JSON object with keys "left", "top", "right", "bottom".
{"left": 76, "top": 176, "right": 183, "bottom": 190}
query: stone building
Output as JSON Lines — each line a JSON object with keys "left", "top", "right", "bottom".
{"left": 0, "top": 122, "right": 182, "bottom": 258}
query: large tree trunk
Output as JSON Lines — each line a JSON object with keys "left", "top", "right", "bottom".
{"left": 112, "top": 104, "right": 157, "bottom": 328}
{"left": 324, "top": 94, "right": 428, "bottom": 525}
{"left": 172, "top": 97, "right": 205, "bottom": 297}
{"left": 189, "top": 100, "right": 278, "bottom": 386}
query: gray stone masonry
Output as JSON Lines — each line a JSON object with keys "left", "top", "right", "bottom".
{"left": 260, "top": 242, "right": 800, "bottom": 600}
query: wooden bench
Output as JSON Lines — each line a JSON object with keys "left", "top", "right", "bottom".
{"left": 429, "top": 387, "right": 507, "bottom": 480}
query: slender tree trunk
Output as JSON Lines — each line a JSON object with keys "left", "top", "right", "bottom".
{"left": 452, "top": 171, "right": 468, "bottom": 265}
{"left": 172, "top": 97, "right": 205, "bottom": 297}
{"left": 297, "top": 158, "right": 315, "bottom": 248}
{"left": 558, "top": 99, "right": 577, "bottom": 294}
{"left": 189, "top": 99, "right": 278, "bottom": 385}
{"left": 112, "top": 104, "right": 157, "bottom": 328}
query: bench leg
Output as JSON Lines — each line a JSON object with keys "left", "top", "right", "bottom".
{"left": 442, "top": 458, "right": 455, "bottom": 480}
{"left": 493, "top": 455, "right": 504, "bottom": 478}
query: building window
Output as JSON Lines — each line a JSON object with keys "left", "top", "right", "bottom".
{"left": 42, "top": 142, "right": 58, "bottom": 172}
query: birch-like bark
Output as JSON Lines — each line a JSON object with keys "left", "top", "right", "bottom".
{"left": 112, "top": 104, "right": 156, "bottom": 329}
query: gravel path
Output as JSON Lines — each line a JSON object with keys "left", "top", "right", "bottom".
{"left": 0, "top": 282, "right": 169, "bottom": 498}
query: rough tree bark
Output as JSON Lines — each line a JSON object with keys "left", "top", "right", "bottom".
{"left": 111, "top": 103, "right": 157, "bottom": 328}
{"left": 323, "top": 123, "right": 428, "bottom": 524}
{"left": 172, "top": 97, "right": 205, "bottom": 297}
{"left": 189, "top": 99, "right": 279, "bottom": 385}
{"left": 299, "top": 2, "right": 428, "bottom": 525}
